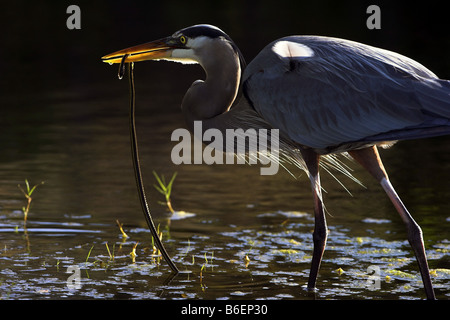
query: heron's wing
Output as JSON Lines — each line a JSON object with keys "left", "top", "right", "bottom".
{"left": 243, "top": 36, "right": 450, "bottom": 153}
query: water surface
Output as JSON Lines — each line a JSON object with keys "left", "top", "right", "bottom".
{"left": 1, "top": 76, "right": 449, "bottom": 299}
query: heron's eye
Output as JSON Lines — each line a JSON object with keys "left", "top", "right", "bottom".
{"left": 179, "top": 35, "right": 187, "bottom": 45}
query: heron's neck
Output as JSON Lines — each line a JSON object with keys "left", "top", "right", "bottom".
{"left": 181, "top": 45, "right": 241, "bottom": 134}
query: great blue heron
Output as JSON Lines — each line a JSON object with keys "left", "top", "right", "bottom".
{"left": 103, "top": 24, "right": 450, "bottom": 299}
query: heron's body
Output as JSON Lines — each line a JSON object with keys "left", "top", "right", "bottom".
{"left": 244, "top": 36, "right": 450, "bottom": 154}
{"left": 103, "top": 24, "right": 450, "bottom": 299}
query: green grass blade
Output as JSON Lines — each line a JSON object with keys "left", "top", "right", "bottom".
{"left": 153, "top": 184, "right": 165, "bottom": 195}
{"left": 25, "top": 179, "right": 30, "bottom": 194}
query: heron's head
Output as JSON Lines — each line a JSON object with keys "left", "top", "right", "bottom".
{"left": 102, "top": 24, "right": 246, "bottom": 71}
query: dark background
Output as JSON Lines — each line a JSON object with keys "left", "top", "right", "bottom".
{"left": 1, "top": 0, "right": 449, "bottom": 164}
{"left": 1, "top": 0, "right": 449, "bottom": 100}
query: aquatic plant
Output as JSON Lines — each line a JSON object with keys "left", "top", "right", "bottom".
{"left": 116, "top": 219, "right": 129, "bottom": 238}
{"left": 335, "top": 267, "right": 345, "bottom": 276}
{"left": 244, "top": 254, "right": 251, "bottom": 268}
{"left": 18, "top": 179, "right": 44, "bottom": 223}
{"left": 130, "top": 242, "right": 139, "bottom": 263}
{"left": 200, "top": 263, "right": 206, "bottom": 291}
{"left": 105, "top": 242, "right": 114, "bottom": 261}
{"left": 151, "top": 224, "right": 163, "bottom": 259}
{"left": 152, "top": 171, "right": 177, "bottom": 214}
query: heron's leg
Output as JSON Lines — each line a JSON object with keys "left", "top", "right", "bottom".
{"left": 300, "top": 148, "right": 327, "bottom": 291}
{"left": 349, "top": 145, "right": 436, "bottom": 300}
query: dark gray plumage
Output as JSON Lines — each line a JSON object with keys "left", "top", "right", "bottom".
{"left": 244, "top": 36, "right": 450, "bottom": 153}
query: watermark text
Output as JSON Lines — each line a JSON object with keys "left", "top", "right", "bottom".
{"left": 171, "top": 121, "right": 280, "bottom": 175}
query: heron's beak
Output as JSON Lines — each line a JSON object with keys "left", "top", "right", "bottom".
{"left": 101, "top": 37, "right": 178, "bottom": 64}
